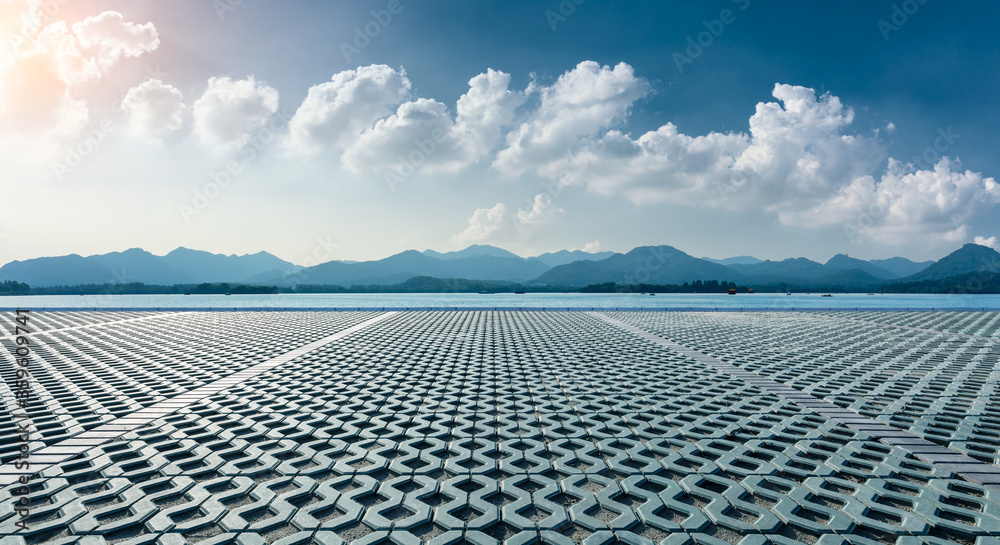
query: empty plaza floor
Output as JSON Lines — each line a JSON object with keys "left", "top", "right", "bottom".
{"left": 1, "top": 310, "right": 999, "bottom": 545}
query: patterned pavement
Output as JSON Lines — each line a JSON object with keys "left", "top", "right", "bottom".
{"left": 1, "top": 310, "right": 999, "bottom": 545}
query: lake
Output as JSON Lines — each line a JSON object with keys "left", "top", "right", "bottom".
{"left": 0, "top": 292, "right": 997, "bottom": 310}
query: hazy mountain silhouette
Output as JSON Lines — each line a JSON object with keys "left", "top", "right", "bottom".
{"left": 5, "top": 242, "right": 999, "bottom": 292}
{"left": 530, "top": 245, "right": 745, "bottom": 288}
{"left": 272, "top": 249, "right": 551, "bottom": 286}
{"left": 869, "top": 257, "right": 933, "bottom": 278}
{"left": 702, "top": 255, "right": 762, "bottom": 266}
{"left": 899, "top": 244, "right": 1000, "bottom": 282}
{"left": 0, "top": 248, "right": 299, "bottom": 287}
{"left": 530, "top": 249, "right": 617, "bottom": 267}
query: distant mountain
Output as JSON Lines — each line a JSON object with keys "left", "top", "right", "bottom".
{"left": 530, "top": 249, "right": 618, "bottom": 267}
{"left": 808, "top": 269, "right": 884, "bottom": 290}
{"left": 530, "top": 245, "right": 744, "bottom": 288}
{"left": 276, "top": 249, "right": 551, "bottom": 286}
{"left": 0, "top": 248, "right": 300, "bottom": 287}
{"left": 728, "top": 257, "right": 829, "bottom": 280}
{"left": 824, "top": 254, "right": 897, "bottom": 280}
{"left": 1, "top": 243, "right": 984, "bottom": 293}
{"left": 900, "top": 243, "right": 1000, "bottom": 282}
{"left": 702, "top": 255, "right": 762, "bottom": 266}
{"left": 869, "top": 257, "right": 934, "bottom": 278}
{"left": 726, "top": 254, "right": 902, "bottom": 283}
{"left": 882, "top": 271, "right": 1000, "bottom": 294}
{"left": 423, "top": 245, "right": 521, "bottom": 260}
{"left": 161, "top": 247, "right": 301, "bottom": 283}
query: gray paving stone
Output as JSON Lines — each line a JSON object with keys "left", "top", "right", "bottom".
{"left": 2, "top": 309, "right": 1000, "bottom": 544}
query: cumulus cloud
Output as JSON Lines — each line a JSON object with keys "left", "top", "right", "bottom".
{"left": 72, "top": 11, "right": 159, "bottom": 71}
{"left": 791, "top": 158, "right": 1000, "bottom": 244}
{"left": 121, "top": 79, "right": 184, "bottom": 134}
{"left": 0, "top": 6, "right": 158, "bottom": 138}
{"left": 493, "top": 61, "right": 652, "bottom": 175}
{"left": 455, "top": 69, "right": 525, "bottom": 160}
{"left": 451, "top": 203, "right": 507, "bottom": 244}
{"left": 515, "top": 193, "right": 564, "bottom": 226}
{"left": 975, "top": 236, "right": 1000, "bottom": 252}
{"left": 582, "top": 241, "right": 605, "bottom": 253}
{"left": 192, "top": 76, "right": 279, "bottom": 149}
{"left": 288, "top": 65, "right": 410, "bottom": 153}
{"left": 343, "top": 98, "right": 467, "bottom": 174}
{"left": 552, "top": 84, "right": 880, "bottom": 209}
{"left": 495, "top": 78, "right": 999, "bottom": 244}
{"left": 341, "top": 68, "right": 523, "bottom": 177}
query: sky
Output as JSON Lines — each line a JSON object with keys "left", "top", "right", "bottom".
{"left": 1, "top": 0, "right": 999, "bottom": 266}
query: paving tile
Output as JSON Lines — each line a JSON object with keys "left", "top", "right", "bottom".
{"left": 1, "top": 309, "right": 999, "bottom": 543}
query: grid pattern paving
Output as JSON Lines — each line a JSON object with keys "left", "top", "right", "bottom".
{"left": 0, "top": 312, "right": 382, "bottom": 466}
{"left": 605, "top": 311, "right": 1000, "bottom": 471}
{"left": 1, "top": 311, "right": 999, "bottom": 545}
{"left": 812, "top": 312, "right": 1000, "bottom": 340}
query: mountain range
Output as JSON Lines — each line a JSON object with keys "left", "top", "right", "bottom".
{"left": 2, "top": 242, "right": 997, "bottom": 292}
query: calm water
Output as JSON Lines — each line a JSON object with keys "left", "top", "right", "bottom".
{"left": 0, "top": 292, "right": 997, "bottom": 310}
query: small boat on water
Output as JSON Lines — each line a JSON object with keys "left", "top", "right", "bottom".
{"left": 728, "top": 288, "right": 736, "bottom": 295}
{"left": 821, "top": 294, "right": 832, "bottom": 297}
{"left": 649, "top": 293, "right": 655, "bottom": 296}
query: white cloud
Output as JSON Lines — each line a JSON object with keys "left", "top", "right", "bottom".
{"left": 36, "top": 21, "right": 102, "bottom": 86}
{"left": 975, "top": 236, "right": 1000, "bottom": 251}
{"left": 455, "top": 69, "right": 525, "bottom": 161}
{"left": 192, "top": 75, "right": 279, "bottom": 149}
{"left": 451, "top": 203, "right": 506, "bottom": 244}
{"left": 501, "top": 80, "right": 999, "bottom": 245}
{"left": 121, "top": 79, "right": 184, "bottom": 134}
{"left": 0, "top": 7, "right": 158, "bottom": 139}
{"left": 342, "top": 68, "right": 523, "bottom": 176}
{"left": 788, "top": 158, "right": 1000, "bottom": 244}
{"left": 554, "top": 84, "right": 880, "bottom": 210}
{"left": 582, "top": 240, "right": 605, "bottom": 253}
{"left": 342, "top": 98, "right": 467, "bottom": 174}
{"left": 72, "top": 11, "right": 159, "bottom": 71}
{"left": 493, "top": 61, "right": 652, "bottom": 175}
{"left": 515, "top": 193, "right": 564, "bottom": 226}
{"left": 288, "top": 64, "right": 410, "bottom": 154}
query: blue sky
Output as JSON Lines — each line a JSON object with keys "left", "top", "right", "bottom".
{"left": 1, "top": 0, "right": 998, "bottom": 265}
